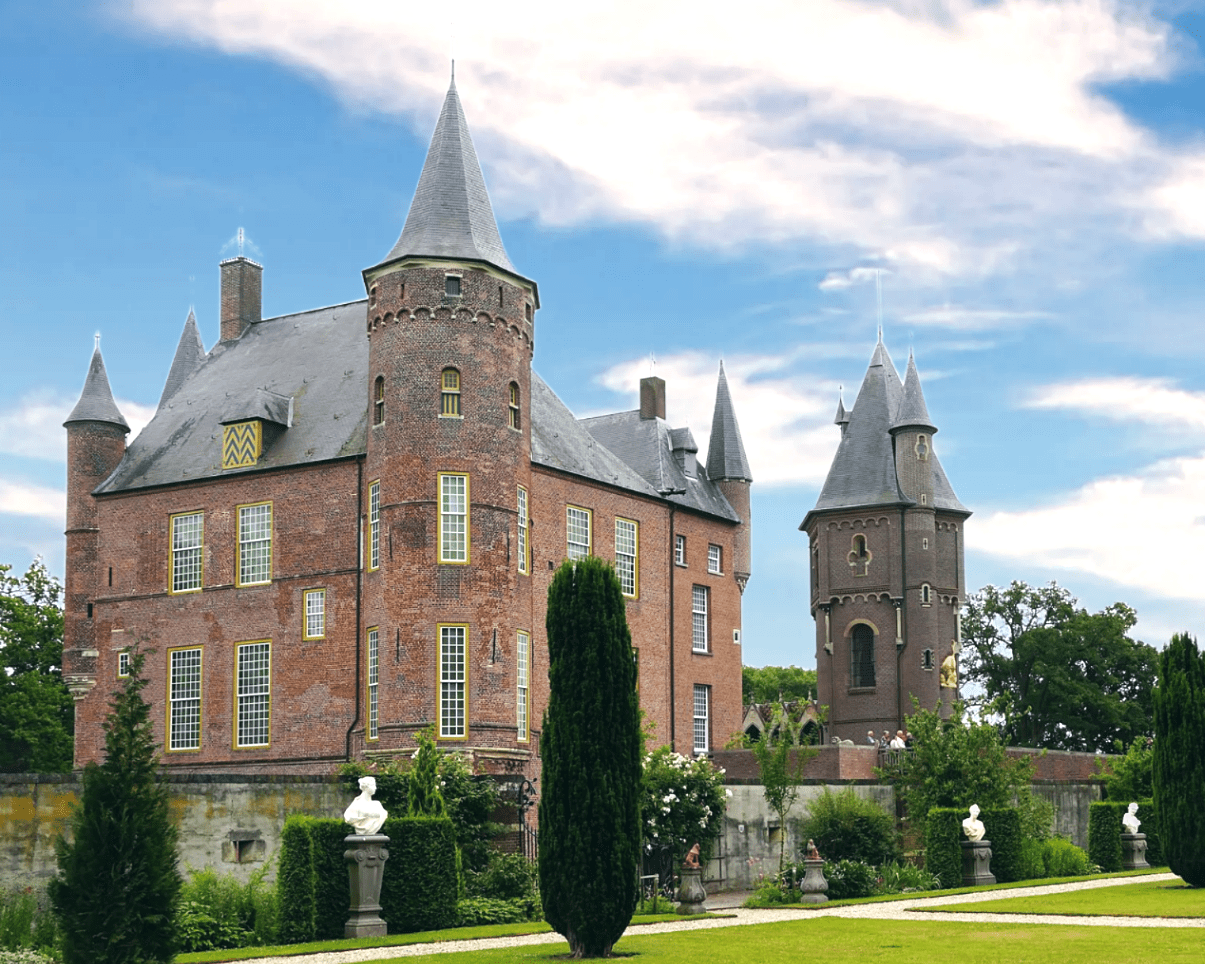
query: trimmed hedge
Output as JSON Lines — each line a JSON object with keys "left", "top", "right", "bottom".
{"left": 380, "top": 816, "right": 458, "bottom": 933}
{"left": 925, "top": 808, "right": 962, "bottom": 890}
{"left": 308, "top": 819, "right": 353, "bottom": 940}
{"left": 1089, "top": 800, "right": 1162, "bottom": 871}
{"left": 980, "top": 808, "right": 1022, "bottom": 883}
{"left": 277, "top": 816, "right": 316, "bottom": 944}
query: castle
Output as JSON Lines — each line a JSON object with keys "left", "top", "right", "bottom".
{"left": 802, "top": 337, "right": 970, "bottom": 738}
{"left": 61, "top": 79, "right": 751, "bottom": 779}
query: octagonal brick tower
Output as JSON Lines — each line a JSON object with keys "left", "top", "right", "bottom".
{"left": 359, "top": 74, "right": 539, "bottom": 761}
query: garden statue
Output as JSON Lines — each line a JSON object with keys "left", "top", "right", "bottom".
{"left": 940, "top": 653, "right": 958, "bottom": 688}
{"left": 676, "top": 842, "right": 707, "bottom": 914}
{"left": 800, "top": 839, "right": 828, "bottom": 903}
{"left": 962, "top": 804, "right": 985, "bottom": 842}
{"left": 805, "top": 839, "right": 821, "bottom": 860}
{"left": 1122, "top": 802, "right": 1141, "bottom": 834}
{"left": 344, "top": 776, "right": 388, "bottom": 835}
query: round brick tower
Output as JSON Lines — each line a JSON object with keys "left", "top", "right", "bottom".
{"left": 358, "top": 76, "right": 539, "bottom": 767}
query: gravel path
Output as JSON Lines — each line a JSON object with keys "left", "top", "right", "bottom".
{"left": 231, "top": 873, "right": 1195, "bottom": 964}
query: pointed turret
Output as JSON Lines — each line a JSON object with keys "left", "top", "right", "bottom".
{"left": 65, "top": 342, "right": 129, "bottom": 431}
{"left": 706, "top": 362, "right": 752, "bottom": 482}
{"left": 158, "top": 309, "right": 205, "bottom": 408}
{"left": 376, "top": 74, "right": 515, "bottom": 274}
{"left": 890, "top": 352, "right": 936, "bottom": 434}
{"left": 834, "top": 392, "right": 850, "bottom": 435}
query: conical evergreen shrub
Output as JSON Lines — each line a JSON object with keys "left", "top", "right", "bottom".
{"left": 538, "top": 557, "right": 642, "bottom": 958}
{"left": 1152, "top": 632, "right": 1205, "bottom": 886}
{"left": 49, "top": 648, "right": 183, "bottom": 963}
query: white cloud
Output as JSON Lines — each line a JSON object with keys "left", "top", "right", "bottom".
{"left": 975, "top": 454, "right": 1205, "bottom": 602}
{"left": 818, "top": 267, "right": 885, "bottom": 291}
{"left": 0, "top": 394, "right": 155, "bottom": 462}
{"left": 904, "top": 305, "right": 1053, "bottom": 331}
{"left": 112, "top": 0, "right": 1200, "bottom": 276}
{"left": 0, "top": 482, "right": 65, "bottom": 523}
{"left": 1025, "top": 376, "right": 1205, "bottom": 432}
{"left": 593, "top": 350, "right": 838, "bottom": 487}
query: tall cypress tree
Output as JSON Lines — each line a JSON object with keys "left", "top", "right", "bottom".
{"left": 49, "top": 648, "right": 182, "bottom": 963}
{"left": 539, "top": 557, "right": 642, "bottom": 958}
{"left": 1152, "top": 632, "right": 1205, "bottom": 886}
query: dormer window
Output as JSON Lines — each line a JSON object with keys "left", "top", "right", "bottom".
{"left": 373, "top": 376, "right": 385, "bottom": 426}
{"left": 441, "top": 368, "right": 461, "bottom": 417}
{"left": 445, "top": 275, "right": 462, "bottom": 297}
{"left": 223, "top": 421, "right": 261, "bottom": 469}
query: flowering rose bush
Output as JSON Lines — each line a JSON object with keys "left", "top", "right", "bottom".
{"left": 641, "top": 746, "right": 730, "bottom": 867}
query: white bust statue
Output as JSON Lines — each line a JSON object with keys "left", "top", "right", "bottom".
{"left": 962, "top": 804, "right": 985, "bottom": 842}
{"left": 344, "top": 776, "right": 388, "bottom": 835}
{"left": 1122, "top": 802, "right": 1141, "bottom": 834}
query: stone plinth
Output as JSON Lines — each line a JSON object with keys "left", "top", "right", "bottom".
{"left": 960, "top": 839, "right": 995, "bottom": 887}
{"left": 676, "top": 866, "right": 707, "bottom": 915}
{"left": 1121, "top": 833, "right": 1149, "bottom": 870}
{"left": 800, "top": 857, "right": 828, "bottom": 904}
{"left": 344, "top": 834, "right": 390, "bottom": 938}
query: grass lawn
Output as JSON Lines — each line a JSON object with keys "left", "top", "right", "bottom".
{"left": 915, "top": 878, "right": 1205, "bottom": 918}
{"left": 352, "top": 917, "right": 1205, "bottom": 963}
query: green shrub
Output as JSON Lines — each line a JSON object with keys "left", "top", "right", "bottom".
{"left": 1019, "top": 838, "right": 1046, "bottom": 881}
{"left": 467, "top": 852, "right": 537, "bottom": 901}
{"left": 305, "top": 819, "right": 352, "bottom": 941}
{"left": 380, "top": 816, "right": 458, "bottom": 933}
{"left": 822, "top": 859, "right": 878, "bottom": 900}
{"left": 743, "top": 884, "right": 801, "bottom": 907}
{"left": 278, "top": 816, "right": 317, "bottom": 944}
{"left": 1153, "top": 632, "right": 1205, "bottom": 886}
{"left": 801, "top": 788, "right": 901, "bottom": 866}
{"left": 876, "top": 860, "right": 940, "bottom": 893}
{"left": 634, "top": 895, "right": 674, "bottom": 915}
{"left": 1042, "top": 838, "right": 1093, "bottom": 877}
{"left": 175, "top": 899, "right": 247, "bottom": 953}
{"left": 980, "top": 808, "right": 1023, "bottom": 883}
{"left": 1088, "top": 801, "right": 1124, "bottom": 872}
{"left": 924, "top": 808, "right": 962, "bottom": 890}
{"left": 454, "top": 898, "right": 530, "bottom": 926}
{"left": 0, "top": 889, "right": 56, "bottom": 956}
{"left": 0, "top": 951, "right": 57, "bottom": 964}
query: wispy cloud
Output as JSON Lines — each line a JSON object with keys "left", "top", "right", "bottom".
{"left": 112, "top": 0, "right": 1200, "bottom": 281}
{"left": 592, "top": 350, "right": 838, "bottom": 487}
{"left": 818, "top": 267, "right": 885, "bottom": 291}
{"left": 0, "top": 481, "right": 65, "bottom": 522}
{"left": 1025, "top": 376, "right": 1205, "bottom": 432}
{"left": 0, "top": 393, "right": 155, "bottom": 462}
{"left": 903, "top": 305, "right": 1054, "bottom": 331}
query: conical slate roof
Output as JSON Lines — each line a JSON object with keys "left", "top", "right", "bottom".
{"left": 706, "top": 362, "right": 752, "bottom": 482}
{"left": 65, "top": 344, "right": 129, "bottom": 430}
{"left": 377, "top": 76, "right": 515, "bottom": 273}
{"left": 890, "top": 352, "right": 936, "bottom": 432}
{"left": 833, "top": 395, "right": 849, "bottom": 426}
{"left": 158, "top": 309, "right": 206, "bottom": 408}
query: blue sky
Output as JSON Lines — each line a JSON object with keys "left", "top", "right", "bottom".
{"left": 4, "top": 0, "right": 1205, "bottom": 668}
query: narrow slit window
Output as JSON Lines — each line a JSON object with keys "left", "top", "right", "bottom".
{"left": 508, "top": 382, "right": 521, "bottom": 430}
{"left": 517, "top": 486, "right": 529, "bottom": 575}
{"left": 517, "top": 631, "right": 530, "bottom": 742}
{"left": 373, "top": 376, "right": 385, "bottom": 425}
{"left": 367, "top": 627, "right": 379, "bottom": 741}
{"left": 369, "top": 481, "right": 380, "bottom": 571}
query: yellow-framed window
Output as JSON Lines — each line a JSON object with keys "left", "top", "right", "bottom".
{"left": 236, "top": 502, "right": 272, "bottom": 586}
{"left": 440, "top": 368, "right": 461, "bottom": 417}
{"left": 368, "top": 480, "right": 381, "bottom": 571}
{"left": 566, "top": 506, "right": 591, "bottom": 560}
{"left": 439, "top": 624, "right": 468, "bottom": 739}
{"left": 615, "top": 518, "right": 638, "bottom": 597}
{"left": 439, "top": 473, "right": 470, "bottom": 564}
{"left": 517, "top": 486, "right": 529, "bottom": 575}
{"left": 169, "top": 511, "right": 204, "bottom": 594}
{"left": 234, "top": 641, "right": 271, "bottom": 749}
{"left": 517, "top": 630, "right": 530, "bottom": 742}
{"left": 373, "top": 376, "right": 385, "bottom": 426}
{"left": 367, "top": 627, "right": 379, "bottom": 741}
{"left": 303, "top": 589, "right": 326, "bottom": 639}
{"left": 508, "top": 382, "right": 521, "bottom": 430}
{"left": 167, "top": 646, "right": 202, "bottom": 752}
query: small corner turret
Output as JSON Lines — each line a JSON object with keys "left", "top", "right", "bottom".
{"left": 707, "top": 361, "right": 753, "bottom": 592}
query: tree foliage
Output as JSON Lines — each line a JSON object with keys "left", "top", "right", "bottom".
{"left": 539, "top": 558, "right": 642, "bottom": 958}
{"left": 406, "top": 725, "right": 448, "bottom": 818}
{"left": 1097, "top": 737, "right": 1154, "bottom": 802}
{"left": 961, "top": 581, "right": 1157, "bottom": 751}
{"left": 750, "top": 703, "right": 816, "bottom": 873}
{"left": 1152, "top": 632, "right": 1205, "bottom": 887}
{"left": 49, "top": 647, "right": 183, "bottom": 963}
{"left": 641, "top": 746, "right": 729, "bottom": 869}
{"left": 0, "top": 559, "right": 72, "bottom": 772}
{"left": 742, "top": 665, "right": 817, "bottom": 704}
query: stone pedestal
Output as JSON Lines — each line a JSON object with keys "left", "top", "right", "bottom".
{"left": 799, "top": 857, "right": 828, "bottom": 904}
{"left": 1121, "top": 833, "right": 1149, "bottom": 870}
{"left": 960, "top": 839, "right": 995, "bottom": 887}
{"left": 344, "top": 834, "right": 390, "bottom": 938}
{"left": 675, "top": 866, "right": 707, "bottom": 915}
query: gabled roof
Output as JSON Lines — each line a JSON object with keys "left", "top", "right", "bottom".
{"left": 65, "top": 344, "right": 129, "bottom": 431}
{"left": 158, "top": 309, "right": 205, "bottom": 408}
{"left": 375, "top": 77, "right": 515, "bottom": 275}
{"left": 890, "top": 352, "right": 936, "bottom": 433}
{"left": 706, "top": 361, "right": 752, "bottom": 482}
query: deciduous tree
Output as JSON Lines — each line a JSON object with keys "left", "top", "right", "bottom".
{"left": 742, "top": 665, "right": 817, "bottom": 704}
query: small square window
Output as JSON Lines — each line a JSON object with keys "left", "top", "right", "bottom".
{"left": 707, "top": 544, "right": 722, "bottom": 574}
{"left": 445, "top": 276, "right": 462, "bottom": 297}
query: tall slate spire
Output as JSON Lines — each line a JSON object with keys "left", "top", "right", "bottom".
{"left": 157, "top": 309, "right": 205, "bottom": 408}
{"left": 706, "top": 362, "right": 752, "bottom": 481}
{"left": 65, "top": 341, "right": 129, "bottom": 430}
{"left": 890, "top": 351, "right": 936, "bottom": 433}
{"left": 378, "top": 73, "right": 515, "bottom": 273}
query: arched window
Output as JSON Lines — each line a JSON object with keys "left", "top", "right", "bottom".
{"left": 915, "top": 434, "right": 929, "bottom": 461}
{"left": 851, "top": 624, "right": 875, "bottom": 688}
{"left": 373, "top": 376, "right": 385, "bottom": 426}
{"left": 441, "top": 368, "right": 461, "bottom": 417}
{"left": 508, "top": 382, "right": 521, "bottom": 430}
{"left": 921, "top": 583, "right": 932, "bottom": 605}
{"left": 848, "top": 533, "right": 871, "bottom": 576}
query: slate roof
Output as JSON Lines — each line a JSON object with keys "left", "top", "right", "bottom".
{"left": 65, "top": 345, "right": 129, "bottom": 431}
{"left": 805, "top": 339, "right": 967, "bottom": 524}
{"left": 706, "top": 361, "right": 752, "bottom": 482}
{"left": 157, "top": 310, "right": 205, "bottom": 408}
{"left": 375, "top": 77, "right": 516, "bottom": 276}
{"left": 890, "top": 352, "right": 936, "bottom": 432}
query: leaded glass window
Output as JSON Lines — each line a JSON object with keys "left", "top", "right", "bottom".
{"left": 170, "top": 511, "right": 203, "bottom": 593}
{"left": 237, "top": 502, "right": 272, "bottom": 586}
{"left": 440, "top": 625, "right": 467, "bottom": 738}
{"left": 168, "top": 647, "right": 202, "bottom": 751}
{"left": 236, "top": 641, "right": 271, "bottom": 748}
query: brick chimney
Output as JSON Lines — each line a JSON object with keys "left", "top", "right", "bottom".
{"left": 220, "top": 256, "right": 263, "bottom": 341}
{"left": 640, "top": 376, "right": 666, "bottom": 420}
